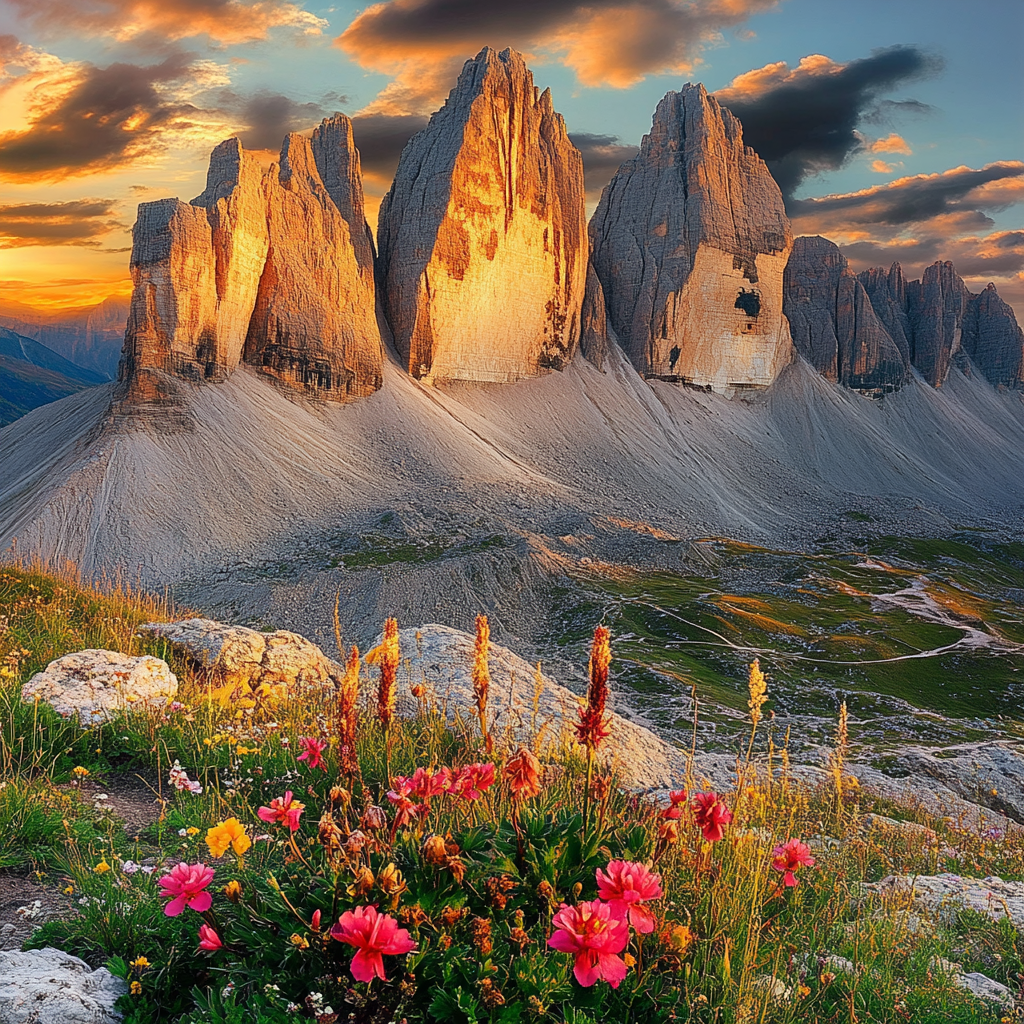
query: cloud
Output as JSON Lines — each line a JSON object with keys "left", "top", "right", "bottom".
{"left": 350, "top": 112, "right": 429, "bottom": 190}
{"left": 871, "top": 159, "right": 898, "bottom": 174}
{"left": 336, "top": 0, "right": 781, "bottom": 115}
{"left": 220, "top": 89, "right": 334, "bottom": 151}
{"left": 6, "top": 0, "right": 326, "bottom": 47}
{"left": 867, "top": 132, "right": 911, "bottom": 155}
{"left": 714, "top": 46, "right": 941, "bottom": 195}
{"left": 0, "top": 198, "right": 125, "bottom": 247}
{"left": 569, "top": 132, "right": 639, "bottom": 197}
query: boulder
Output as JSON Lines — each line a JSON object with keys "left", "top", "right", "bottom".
{"left": 590, "top": 83, "right": 793, "bottom": 393}
{"left": 871, "top": 873, "right": 1024, "bottom": 932}
{"left": 962, "top": 282, "right": 1024, "bottom": 388}
{"left": 376, "top": 47, "right": 587, "bottom": 383}
{"left": 907, "top": 261, "right": 972, "bottom": 386}
{"left": 21, "top": 651, "right": 177, "bottom": 725}
{"left": 0, "top": 947, "right": 125, "bottom": 1023}
{"left": 140, "top": 618, "right": 341, "bottom": 700}
{"left": 784, "top": 236, "right": 911, "bottom": 393}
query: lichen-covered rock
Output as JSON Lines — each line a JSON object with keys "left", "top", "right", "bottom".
{"left": 590, "top": 84, "right": 793, "bottom": 393}
{"left": 244, "top": 131, "right": 383, "bottom": 399}
{"left": 377, "top": 47, "right": 587, "bottom": 383}
{"left": 0, "top": 947, "right": 126, "bottom": 1024}
{"left": 907, "top": 261, "right": 972, "bottom": 386}
{"left": 140, "top": 618, "right": 341, "bottom": 700}
{"left": 21, "top": 650, "right": 177, "bottom": 726}
{"left": 784, "top": 236, "right": 911, "bottom": 393}
{"left": 963, "top": 282, "right": 1024, "bottom": 388}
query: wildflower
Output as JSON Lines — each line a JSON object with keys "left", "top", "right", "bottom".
{"left": 311, "top": 910, "right": 321, "bottom": 931}
{"left": 422, "top": 834, "right": 448, "bottom": 866}
{"left": 360, "top": 804, "right": 387, "bottom": 831}
{"left": 771, "top": 839, "right": 816, "bottom": 887}
{"left": 595, "top": 860, "right": 663, "bottom": 934}
{"left": 257, "top": 791, "right": 305, "bottom": 832}
{"left": 337, "top": 646, "right": 360, "bottom": 776}
{"left": 661, "top": 789, "right": 688, "bottom": 820}
{"left": 296, "top": 736, "right": 328, "bottom": 772}
{"left": 186, "top": 827, "right": 199, "bottom": 837}
{"left": 169, "top": 761, "right": 202, "bottom": 795}
{"left": 130, "top": 981, "right": 142, "bottom": 996}
{"left": 691, "top": 792, "right": 732, "bottom": 843}
{"left": 470, "top": 916, "right": 493, "bottom": 955}
{"left": 347, "top": 867, "right": 375, "bottom": 898}
{"left": 129, "top": 956, "right": 150, "bottom": 970}
{"left": 548, "top": 900, "right": 630, "bottom": 988}
{"left": 448, "top": 762, "right": 495, "bottom": 801}
{"left": 378, "top": 863, "right": 407, "bottom": 896}
{"left": 575, "top": 626, "right": 612, "bottom": 751}
{"left": 410, "top": 766, "right": 451, "bottom": 801}
{"left": 121, "top": 860, "right": 141, "bottom": 875}
{"left": 747, "top": 658, "right": 768, "bottom": 730}
{"left": 377, "top": 618, "right": 399, "bottom": 730}
{"left": 479, "top": 978, "right": 505, "bottom": 1009}
{"left": 289, "top": 933, "right": 309, "bottom": 949}
{"left": 472, "top": 613, "right": 491, "bottom": 749}
{"left": 157, "top": 862, "right": 215, "bottom": 916}
{"left": 386, "top": 776, "right": 418, "bottom": 826}
{"left": 318, "top": 812, "right": 344, "bottom": 854}
{"left": 198, "top": 924, "right": 222, "bottom": 951}
{"left": 93, "top": 859, "right": 111, "bottom": 874}
{"left": 223, "top": 880, "right": 242, "bottom": 902}
{"left": 205, "top": 818, "right": 251, "bottom": 858}
{"left": 665, "top": 925, "right": 695, "bottom": 955}
{"left": 71, "top": 766, "right": 90, "bottom": 778}
{"left": 505, "top": 747, "right": 542, "bottom": 800}
{"left": 330, "top": 905, "right": 417, "bottom": 983}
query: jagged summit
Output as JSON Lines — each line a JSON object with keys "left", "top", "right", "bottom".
{"left": 119, "top": 117, "right": 382, "bottom": 404}
{"left": 376, "top": 46, "right": 587, "bottom": 383}
{"left": 590, "top": 83, "right": 793, "bottom": 393}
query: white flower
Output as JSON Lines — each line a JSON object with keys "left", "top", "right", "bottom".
{"left": 178, "top": 828, "right": 188, "bottom": 837}
{"left": 122, "top": 860, "right": 141, "bottom": 875}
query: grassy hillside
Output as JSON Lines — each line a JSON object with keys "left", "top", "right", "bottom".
{"left": 0, "top": 562, "right": 1020, "bottom": 1023}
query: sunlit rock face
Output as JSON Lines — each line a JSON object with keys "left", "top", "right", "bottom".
{"left": 244, "top": 131, "right": 383, "bottom": 399}
{"left": 784, "top": 236, "right": 911, "bottom": 394}
{"left": 590, "top": 84, "right": 793, "bottom": 393}
{"left": 376, "top": 46, "right": 587, "bottom": 383}
{"left": 963, "top": 283, "right": 1024, "bottom": 388}
{"left": 907, "top": 261, "right": 972, "bottom": 387}
{"left": 120, "top": 117, "right": 382, "bottom": 402}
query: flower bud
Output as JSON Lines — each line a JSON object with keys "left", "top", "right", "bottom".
{"left": 311, "top": 909, "right": 321, "bottom": 931}
{"left": 344, "top": 829, "right": 369, "bottom": 853}
{"left": 360, "top": 804, "right": 387, "bottom": 831}
{"left": 329, "top": 785, "right": 351, "bottom": 808}
{"left": 421, "top": 834, "right": 448, "bottom": 866}
{"left": 571, "top": 882, "right": 583, "bottom": 898}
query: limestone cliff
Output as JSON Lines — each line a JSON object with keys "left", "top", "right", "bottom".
{"left": 580, "top": 260, "right": 609, "bottom": 371}
{"left": 121, "top": 117, "right": 382, "bottom": 402}
{"left": 783, "top": 236, "right": 911, "bottom": 393}
{"left": 906, "top": 261, "right": 971, "bottom": 387}
{"left": 962, "top": 283, "right": 1024, "bottom": 388}
{"left": 590, "top": 83, "right": 793, "bottom": 393}
{"left": 244, "top": 132, "right": 383, "bottom": 399}
{"left": 857, "top": 264, "right": 913, "bottom": 366}
{"left": 376, "top": 47, "right": 587, "bottom": 383}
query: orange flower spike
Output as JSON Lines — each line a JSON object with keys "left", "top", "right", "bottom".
{"left": 338, "top": 645, "right": 360, "bottom": 776}
{"left": 576, "top": 626, "right": 612, "bottom": 751}
{"left": 472, "top": 613, "right": 492, "bottom": 749}
{"left": 377, "top": 620, "right": 399, "bottom": 730}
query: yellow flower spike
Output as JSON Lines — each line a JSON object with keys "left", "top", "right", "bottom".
{"left": 289, "top": 933, "right": 310, "bottom": 949}
{"left": 71, "top": 766, "right": 90, "bottom": 778}
{"left": 129, "top": 956, "right": 150, "bottom": 971}
{"left": 267, "top": 874, "right": 280, "bottom": 891}
{"left": 93, "top": 859, "right": 111, "bottom": 874}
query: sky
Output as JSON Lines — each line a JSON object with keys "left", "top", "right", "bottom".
{"left": 0, "top": 0, "right": 1021, "bottom": 316}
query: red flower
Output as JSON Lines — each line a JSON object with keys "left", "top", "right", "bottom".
{"left": 691, "top": 791, "right": 732, "bottom": 843}
{"left": 330, "top": 905, "right": 417, "bottom": 982}
{"left": 198, "top": 924, "right": 222, "bottom": 950}
{"left": 772, "top": 838, "right": 816, "bottom": 887}
{"left": 661, "top": 789, "right": 688, "bottom": 820}
{"left": 548, "top": 900, "right": 630, "bottom": 988}
{"left": 257, "top": 791, "right": 305, "bottom": 832}
{"left": 595, "top": 860, "right": 663, "bottom": 934}
{"left": 157, "top": 862, "right": 214, "bottom": 917}
{"left": 386, "top": 776, "right": 419, "bottom": 826}
{"left": 411, "top": 766, "right": 451, "bottom": 800}
{"left": 311, "top": 910, "right": 321, "bottom": 931}
{"left": 505, "top": 747, "right": 542, "bottom": 800}
{"left": 447, "top": 763, "right": 495, "bottom": 801}
{"left": 296, "top": 736, "right": 327, "bottom": 772}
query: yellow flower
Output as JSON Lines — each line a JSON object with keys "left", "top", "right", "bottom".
{"left": 71, "top": 766, "right": 90, "bottom": 778}
{"left": 223, "top": 880, "right": 242, "bottom": 902}
{"left": 93, "top": 859, "right": 111, "bottom": 874}
{"left": 289, "top": 933, "right": 309, "bottom": 949}
{"left": 186, "top": 827, "right": 200, "bottom": 836}
{"left": 623, "top": 953, "right": 636, "bottom": 968}
{"left": 667, "top": 925, "right": 695, "bottom": 955}
{"left": 63, "top": 886, "right": 74, "bottom": 895}
{"left": 129, "top": 956, "right": 150, "bottom": 970}
{"left": 378, "top": 863, "right": 406, "bottom": 896}
{"left": 130, "top": 980, "right": 142, "bottom": 996}
{"left": 206, "top": 818, "right": 251, "bottom": 858}
{"left": 798, "top": 984, "right": 811, "bottom": 998}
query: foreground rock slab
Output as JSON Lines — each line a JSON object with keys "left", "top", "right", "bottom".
{"left": 872, "top": 873, "right": 1024, "bottom": 932}
{"left": 21, "top": 651, "right": 177, "bottom": 725}
{"left": 0, "top": 947, "right": 125, "bottom": 1024}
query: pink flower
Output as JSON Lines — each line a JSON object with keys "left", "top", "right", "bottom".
{"left": 386, "top": 777, "right": 418, "bottom": 826}
{"left": 198, "top": 924, "right": 222, "bottom": 950}
{"left": 157, "top": 862, "right": 215, "bottom": 917}
{"left": 772, "top": 838, "right": 816, "bottom": 887}
{"left": 296, "top": 737, "right": 327, "bottom": 772}
{"left": 410, "top": 766, "right": 451, "bottom": 801}
{"left": 311, "top": 909, "right": 321, "bottom": 931}
{"left": 691, "top": 792, "right": 732, "bottom": 843}
{"left": 330, "top": 905, "right": 418, "bottom": 982}
{"left": 595, "top": 860, "right": 663, "bottom": 934}
{"left": 257, "top": 791, "right": 305, "bottom": 832}
{"left": 548, "top": 900, "right": 631, "bottom": 988}
{"left": 447, "top": 763, "right": 495, "bottom": 801}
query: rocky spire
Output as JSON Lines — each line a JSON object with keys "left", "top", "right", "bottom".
{"left": 783, "top": 236, "right": 911, "bottom": 394}
{"left": 579, "top": 260, "right": 610, "bottom": 371}
{"left": 589, "top": 83, "right": 793, "bottom": 392}
{"left": 857, "top": 263, "right": 912, "bottom": 365}
{"left": 376, "top": 46, "right": 587, "bottom": 382}
{"left": 906, "top": 261, "right": 971, "bottom": 387}
{"left": 962, "top": 283, "right": 1024, "bottom": 388}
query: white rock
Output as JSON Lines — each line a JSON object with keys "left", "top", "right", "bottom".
{"left": 21, "top": 651, "right": 177, "bottom": 726}
{"left": 0, "top": 947, "right": 126, "bottom": 1023}
{"left": 873, "top": 874, "right": 1024, "bottom": 931}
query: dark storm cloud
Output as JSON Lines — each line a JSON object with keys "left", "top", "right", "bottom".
{"left": 220, "top": 90, "right": 333, "bottom": 151}
{"left": 714, "top": 46, "right": 943, "bottom": 197}
{"left": 0, "top": 198, "right": 124, "bottom": 246}
{"left": 569, "top": 133, "right": 639, "bottom": 196}
{"left": 350, "top": 113, "right": 429, "bottom": 184}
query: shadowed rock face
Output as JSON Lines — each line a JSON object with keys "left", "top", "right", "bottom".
{"left": 906, "top": 261, "right": 972, "bottom": 387}
{"left": 590, "top": 83, "right": 793, "bottom": 393}
{"left": 580, "top": 259, "right": 609, "bottom": 371}
{"left": 963, "top": 283, "right": 1024, "bottom": 389}
{"left": 857, "top": 263, "right": 912, "bottom": 366}
{"left": 783, "top": 236, "right": 911, "bottom": 394}
{"left": 120, "top": 118, "right": 382, "bottom": 402}
{"left": 376, "top": 46, "right": 587, "bottom": 383}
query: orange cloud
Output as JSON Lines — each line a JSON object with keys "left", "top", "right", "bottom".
{"left": 337, "top": 0, "right": 781, "bottom": 115}
{"left": 870, "top": 159, "right": 897, "bottom": 174}
{"left": 0, "top": 199, "right": 126, "bottom": 247}
{"left": 7, "top": 0, "right": 326, "bottom": 46}
{"left": 868, "top": 132, "right": 912, "bottom": 155}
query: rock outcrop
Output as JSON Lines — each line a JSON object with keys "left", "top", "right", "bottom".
{"left": 783, "top": 236, "right": 911, "bottom": 393}
{"left": 906, "top": 261, "right": 972, "bottom": 387}
{"left": 120, "top": 117, "right": 382, "bottom": 402}
{"left": 963, "top": 283, "right": 1024, "bottom": 388}
{"left": 857, "top": 263, "right": 913, "bottom": 359}
{"left": 579, "top": 260, "right": 610, "bottom": 371}
{"left": 590, "top": 83, "right": 793, "bottom": 393}
{"left": 376, "top": 47, "right": 587, "bottom": 383}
